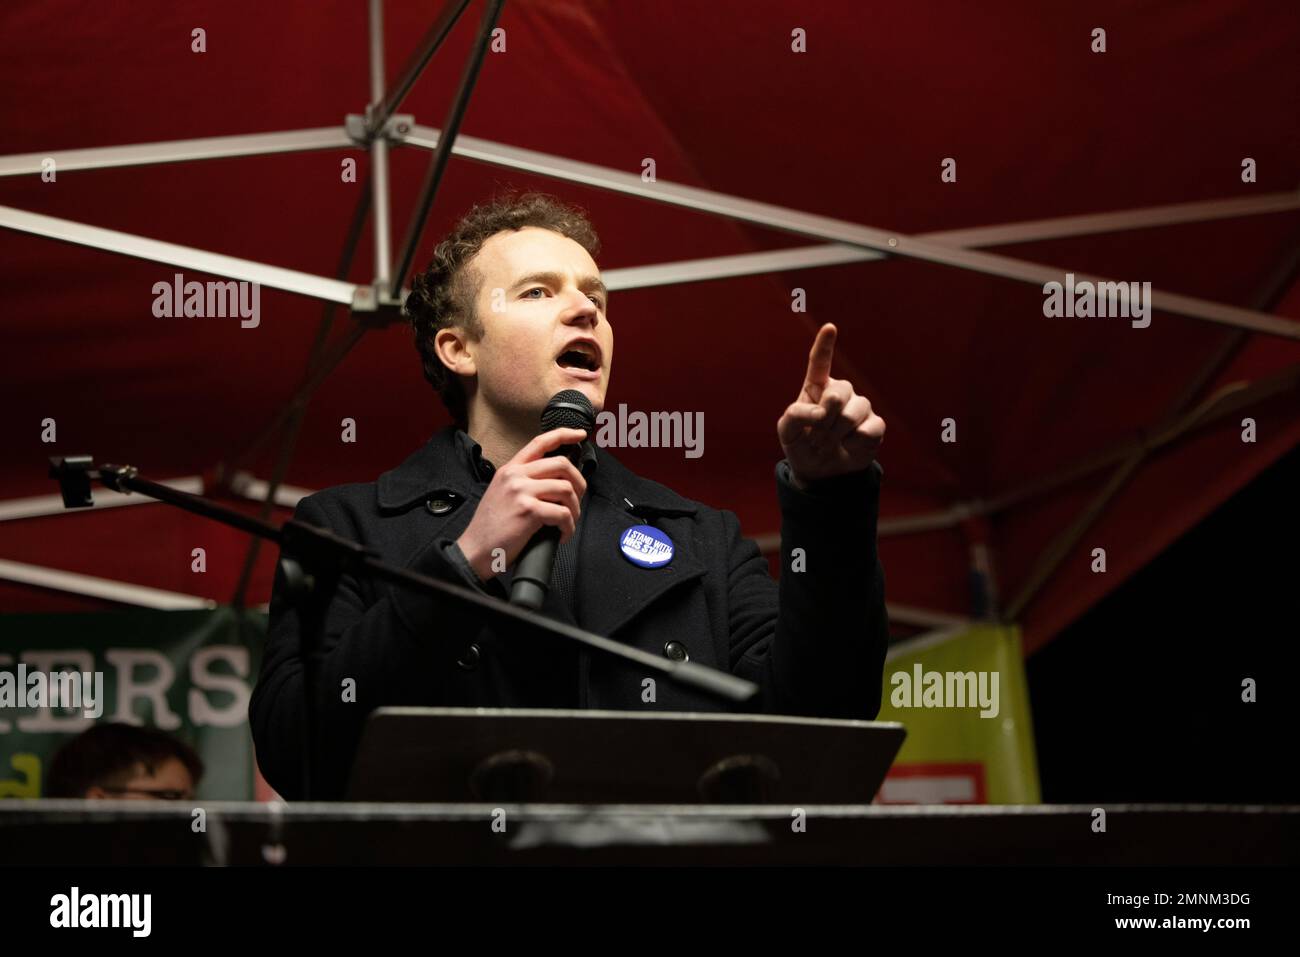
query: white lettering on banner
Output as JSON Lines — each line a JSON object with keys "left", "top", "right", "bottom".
{"left": 188, "top": 646, "right": 251, "bottom": 727}
{"left": 0, "top": 662, "right": 104, "bottom": 725}
{"left": 0, "top": 645, "right": 254, "bottom": 733}
{"left": 106, "top": 650, "right": 181, "bottom": 729}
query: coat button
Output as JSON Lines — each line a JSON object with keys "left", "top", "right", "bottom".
{"left": 663, "top": 641, "right": 689, "bottom": 662}
{"left": 457, "top": 642, "right": 481, "bottom": 671}
{"left": 426, "top": 494, "right": 459, "bottom": 516}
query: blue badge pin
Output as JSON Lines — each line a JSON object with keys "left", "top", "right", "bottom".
{"left": 619, "top": 524, "right": 674, "bottom": 568}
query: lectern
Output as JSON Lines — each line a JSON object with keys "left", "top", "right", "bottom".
{"left": 346, "top": 707, "right": 907, "bottom": 804}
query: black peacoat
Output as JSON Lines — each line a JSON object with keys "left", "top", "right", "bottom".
{"left": 249, "top": 426, "right": 888, "bottom": 799}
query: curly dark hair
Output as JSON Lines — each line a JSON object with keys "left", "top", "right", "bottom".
{"left": 404, "top": 191, "right": 602, "bottom": 427}
{"left": 44, "top": 722, "right": 205, "bottom": 798}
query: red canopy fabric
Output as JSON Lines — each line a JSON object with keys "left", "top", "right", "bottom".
{"left": 2, "top": 1, "right": 1298, "bottom": 653}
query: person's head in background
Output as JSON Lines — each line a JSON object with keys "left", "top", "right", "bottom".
{"left": 45, "top": 722, "right": 203, "bottom": 800}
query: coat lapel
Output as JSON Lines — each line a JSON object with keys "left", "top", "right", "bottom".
{"left": 373, "top": 428, "right": 486, "bottom": 565}
{"left": 375, "top": 428, "right": 476, "bottom": 513}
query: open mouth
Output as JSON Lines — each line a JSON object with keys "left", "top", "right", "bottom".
{"left": 556, "top": 342, "right": 600, "bottom": 373}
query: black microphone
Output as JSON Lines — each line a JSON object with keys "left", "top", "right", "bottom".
{"left": 509, "top": 390, "right": 596, "bottom": 610}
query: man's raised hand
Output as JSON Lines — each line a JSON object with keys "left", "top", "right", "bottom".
{"left": 776, "top": 323, "right": 885, "bottom": 488}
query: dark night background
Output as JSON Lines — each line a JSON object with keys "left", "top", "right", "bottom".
{"left": 1028, "top": 442, "right": 1298, "bottom": 804}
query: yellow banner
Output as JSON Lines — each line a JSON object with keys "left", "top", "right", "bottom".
{"left": 876, "top": 624, "right": 1040, "bottom": 804}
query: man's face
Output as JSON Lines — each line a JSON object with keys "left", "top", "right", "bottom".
{"left": 461, "top": 226, "right": 612, "bottom": 425}
{"left": 86, "top": 757, "right": 196, "bottom": 801}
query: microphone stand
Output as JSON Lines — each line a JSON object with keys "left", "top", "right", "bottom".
{"left": 48, "top": 456, "right": 759, "bottom": 799}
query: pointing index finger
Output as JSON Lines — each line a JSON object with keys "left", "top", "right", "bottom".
{"left": 804, "top": 323, "right": 837, "bottom": 394}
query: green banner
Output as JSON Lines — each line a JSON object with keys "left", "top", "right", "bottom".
{"left": 877, "top": 623, "right": 1041, "bottom": 804}
{"left": 0, "top": 607, "right": 264, "bottom": 801}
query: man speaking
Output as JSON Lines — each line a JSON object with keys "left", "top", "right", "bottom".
{"left": 249, "top": 192, "right": 889, "bottom": 800}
